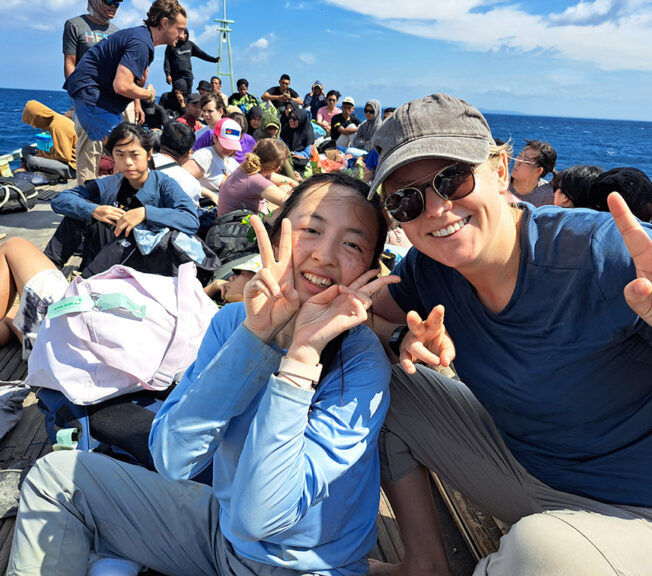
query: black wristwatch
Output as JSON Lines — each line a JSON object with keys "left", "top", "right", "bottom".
{"left": 388, "top": 325, "right": 409, "bottom": 357}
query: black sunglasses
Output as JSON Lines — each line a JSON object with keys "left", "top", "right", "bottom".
{"left": 289, "top": 115, "right": 298, "bottom": 121}
{"left": 364, "top": 108, "right": 374, "bottom": 114}
{"left": 384, "top": 163, "right": 476, "bottom": 223}
{"left": 103, "top": 0, "right": 122, "bottom": 6}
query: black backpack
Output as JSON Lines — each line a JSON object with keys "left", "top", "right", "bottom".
{"left": 204, "top": 209, "right": 259, "bottom": 264}
{"left": 0, "top": 177, "right": 38, "bottom": 212}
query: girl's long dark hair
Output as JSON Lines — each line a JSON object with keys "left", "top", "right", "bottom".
{"left": 268, "top": 172, "right": 388, "bottom": 387}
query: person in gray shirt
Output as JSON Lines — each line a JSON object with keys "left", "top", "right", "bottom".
{"left": 62, "top": 0, "right": 121, "bottom": 79}
{"left": 62, "top": 0, "right": 143, "bottom": 185}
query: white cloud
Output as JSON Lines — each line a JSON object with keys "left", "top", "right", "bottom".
{"left": 242, "top": 34, "right": 275, "bottom": 63}
{"left": 549, "top": 0, "right": 641, "bottom": 25}
{"left": 323, "top": 0, "right": 652, "bottom": 72}
{"left": 298, "top": 52, "right": 316, "bottom": 65}
{"left": 249, "top": 38, "right": 269, "bottom": 50}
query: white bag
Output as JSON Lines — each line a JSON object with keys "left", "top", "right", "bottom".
{"left": 27, "top": 262, "right": 217, "bottom": 405}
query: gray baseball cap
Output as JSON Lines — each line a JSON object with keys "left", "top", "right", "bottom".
{"left": 367, "top": 93, "right": 495, "bottom": 200}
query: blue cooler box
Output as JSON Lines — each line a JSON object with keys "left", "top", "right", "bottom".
{"left": 35, "top": 132, "right": 53, "bottom": 152}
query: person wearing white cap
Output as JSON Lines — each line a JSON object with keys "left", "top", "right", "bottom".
{"left": 331, "top": 96, "right": 361, "bottom": 150}
{"left": 183, "top": 117, "right": 241, "bottom": 205}
{"left": 365, "top": 94, "right": 652, "bottom": 576}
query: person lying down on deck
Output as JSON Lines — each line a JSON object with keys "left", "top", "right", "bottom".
{"left": 8, "top": 172, "right": 399, "bottom": 576}
{"left": 366, "top": 94, "right": 652, "bottom": 576}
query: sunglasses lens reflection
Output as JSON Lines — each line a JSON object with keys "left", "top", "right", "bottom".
{"left": 435, "top": 165, "right": 475, "bottom": 200}
{"left": 385, "top": 188, "right": 423, "bottom": 223}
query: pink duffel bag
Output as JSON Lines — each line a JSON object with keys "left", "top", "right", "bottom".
{"left": 27, "top": 262, "right": 218, "bottom": 405}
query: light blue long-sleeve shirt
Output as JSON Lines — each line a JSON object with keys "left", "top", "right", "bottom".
{"left": 149, "top": 303, "right": 391, "bottom": 575}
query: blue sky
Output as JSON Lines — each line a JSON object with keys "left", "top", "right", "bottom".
{"left": 2, "top": 0, "right": 652, "bottom": 121}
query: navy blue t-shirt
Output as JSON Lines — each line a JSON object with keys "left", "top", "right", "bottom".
{"left": 389, "top": 204, "right": 652, "bottom": 507}
{"left": 64, "top": 26, "right": 154, "bottom": 115}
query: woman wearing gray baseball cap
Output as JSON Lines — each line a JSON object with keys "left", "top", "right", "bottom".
{"left": 368, "top": 94, "right": 652, "bottom": 575}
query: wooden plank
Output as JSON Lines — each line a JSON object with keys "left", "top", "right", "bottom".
{"left": 0, "top": 342, "right": 22, "bottom": 372}
{"left": 376, "top": 489, "right": 404, "bottom": 563}
{"left": 431, "top": 472, "right": 506, "bottom": 562}
{"left": 0, "top": 350, "right": 26, "bottom": 384}
{"left": 0, "top": 517, "right": 15, "bottom": 575}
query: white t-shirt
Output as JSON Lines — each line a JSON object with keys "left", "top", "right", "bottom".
{"left": 191, "top": 147, "right": 239, "bottom": 192}
{"left": 152, "top": 153, "right": 202, "bottom": 207}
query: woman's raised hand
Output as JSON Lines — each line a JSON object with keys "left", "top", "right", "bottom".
{"left": 288, "top": 270, "right": 400, "bottom": 366}
{"left": 399, "top": 305, "right": 456, "bottom": 374}
{"left": 608, "top": 192, "right": 652, "bottom": 326}
{"left": 242, "top": 215, "right": 300, "bottom": 343}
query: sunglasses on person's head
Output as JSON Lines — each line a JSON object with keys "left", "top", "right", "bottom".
{"left": 384, "top": 163, "right": 477, "bottom": 223}
{"left": 509, "top": 154, "right": 537, "bottom": 166}
{"left": 364, "top": 108, "right": 374, "bottom": 114}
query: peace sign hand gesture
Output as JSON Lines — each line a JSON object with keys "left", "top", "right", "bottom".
{"left": 287, "top": 270, "right": 401, "bottom": 366}
{"left": 399, "top": 305, "right": 456, "bottom": 375}
{"left": 242, "top": 216, "right": 300, "bottom": 343}
{"left": 608, "top": 192, "right": 652, "bottom": 326}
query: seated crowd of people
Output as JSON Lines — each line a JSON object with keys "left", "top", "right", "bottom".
{"left": 5, "top": 1, "right": 652, "bottom": 575}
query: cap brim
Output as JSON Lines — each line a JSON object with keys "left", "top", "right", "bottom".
{"left": 367, "top": 135, "right": 491, "bottom": 200}
{"left": 218, "top": 138, "right": 242, "bottom": 151}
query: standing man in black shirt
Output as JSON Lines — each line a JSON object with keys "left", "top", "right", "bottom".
{"left": 164, "top": 28, "right": 220, "bottom": 97}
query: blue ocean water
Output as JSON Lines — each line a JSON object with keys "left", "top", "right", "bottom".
{"left": 1, "top": 87, "right": 651, "bottom": 178}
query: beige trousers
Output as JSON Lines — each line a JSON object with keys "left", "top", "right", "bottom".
{"left": 74, "top": 102, "right": 136, "bottom": 185}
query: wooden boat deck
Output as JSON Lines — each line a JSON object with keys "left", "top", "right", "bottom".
{"left": 0, "top": 180, "right": 505, "bottom": 575}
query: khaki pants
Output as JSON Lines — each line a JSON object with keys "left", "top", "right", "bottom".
{"left": 74, "top": 102, "right": 136, "bottom": 185}
{"left": 380, "top": 366, "right": 652, "bottom": 576}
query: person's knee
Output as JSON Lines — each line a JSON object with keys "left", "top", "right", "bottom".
{"left": 478, "top": 512, "right": 620, "bottom": 576}
{"left": 21, "top": 452, "right": 78, "bottom": 500}
{"left": 0, "top": 237, "right": 35, "bottom": 260}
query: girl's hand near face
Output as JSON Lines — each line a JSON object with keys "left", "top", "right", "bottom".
{"left": 287, "top": 270, "right": 401, "bottom": 366}
{"left": 114, "top": 207, "right": 146, "bottom": 237}
{"left": 608, "top": 192, "right": 652, "bottom": 326}
{"left": 243, "top": 215, "right": 300, "bottom": 343}
{"left": 399, "top": 305, "right": 456, "bottom": 374}
{"left": 92, "top": 205, "right": 125, "bottom": 225}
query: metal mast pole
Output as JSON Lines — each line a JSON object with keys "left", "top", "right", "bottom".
{"left": 215, "top": 0, "right": 235, "bottom": 95}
